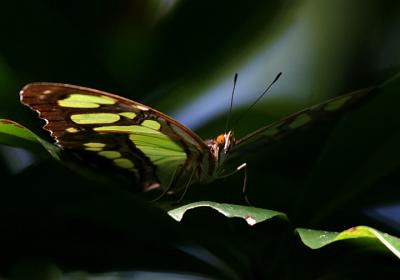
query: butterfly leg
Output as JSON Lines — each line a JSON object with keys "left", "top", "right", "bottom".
{"left": 219, "top": 163, "right": 251, "bottom": 205}
{"left": 150, "top": 184, "right": 171, "bottom": 202}
{"left": 176, "top": 168, "right": 196, "bottom": 203}
{"left": 150, "top": 165, "right": 181, "bottom": 202}
{"left": 235, "top": 163, "right": 252, "bottom": 206}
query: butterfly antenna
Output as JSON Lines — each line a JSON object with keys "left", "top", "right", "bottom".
{"left": 225, "top": 73, "right": 238, "bottom": 133}
{"left": 232, "top": 72, "right": 282, "bottom": 128}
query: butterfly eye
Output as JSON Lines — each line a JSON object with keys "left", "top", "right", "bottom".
{"left": 216, "top": 134, "right": 225, "bottom": 145}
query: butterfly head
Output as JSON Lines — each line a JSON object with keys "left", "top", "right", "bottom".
{"left": 216, "top": 131, "right": 235, "bottom": 154}
{"left": 207, "top": 130, "right": 235, "bottom": 167}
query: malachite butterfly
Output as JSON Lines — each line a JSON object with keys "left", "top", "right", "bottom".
{"left": 20, "top": 82, "right": 375, "bottom": 194}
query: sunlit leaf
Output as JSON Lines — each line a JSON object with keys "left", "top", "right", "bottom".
{"left": 297, "top": 226, "right": 400, "bottom": 259}
{"left": 0, "top": 119, "right": 59, "bottom": 160}
{"left": 168, "top": 201, "right": 287, "bottom": 226}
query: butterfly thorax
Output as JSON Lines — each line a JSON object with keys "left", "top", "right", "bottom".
{"left": 202, "top": 130, "right": 235, "bottom": 179}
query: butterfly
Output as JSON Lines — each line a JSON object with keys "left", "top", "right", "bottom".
{"left": 20, "top": 82, "right": 376, "bottom": 194}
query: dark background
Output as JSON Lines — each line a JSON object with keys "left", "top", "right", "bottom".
{"left": 0, "top": 1, "right": 400, "bottom": 279}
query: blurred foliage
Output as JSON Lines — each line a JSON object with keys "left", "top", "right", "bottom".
{"left": 1, "top": 0, "right": 400, "bottom": 279}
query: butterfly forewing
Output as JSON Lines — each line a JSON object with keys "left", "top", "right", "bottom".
{"left": 232, "top": 86, "right": 377, "bottom": 155}
{"left": 20, "top": 83, "right": 209, "bottom": 192}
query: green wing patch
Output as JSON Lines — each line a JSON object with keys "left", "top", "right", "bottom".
{"left": 58, "top": 93, "right": 117, "bottom": 108}
{"left": 94, "top": 124, "right": 187, "bottom": 188}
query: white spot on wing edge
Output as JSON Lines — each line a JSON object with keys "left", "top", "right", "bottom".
{"left": 133, "top": 104, "right": 149, "bottom": 111}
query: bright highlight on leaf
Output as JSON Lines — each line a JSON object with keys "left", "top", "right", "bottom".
{"left": 296, "top": 226, "right": 400, "bottom": 259}
{"left": 0, "top": 119, "right": 60, "bottom": 160}
{"left": 168, "top": 201, "right": 287, "bottom": 226}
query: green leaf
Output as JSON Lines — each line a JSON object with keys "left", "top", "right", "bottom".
{"left": 0, "top": 119, "right": 60, "bottom": 160}
{"left": 168, "top": 201, "right": 287, "bottom": 226}
{"left": 297, "top": 226, "right": 400, "bottom": 259}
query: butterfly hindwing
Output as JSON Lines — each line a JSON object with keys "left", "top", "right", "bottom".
{"left": 20, "top": 83, "right": 208, "bottom": 192}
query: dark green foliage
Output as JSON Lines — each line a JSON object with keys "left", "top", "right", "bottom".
{"left": 1, "top": 1, "right": 400, "bottom": 279}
